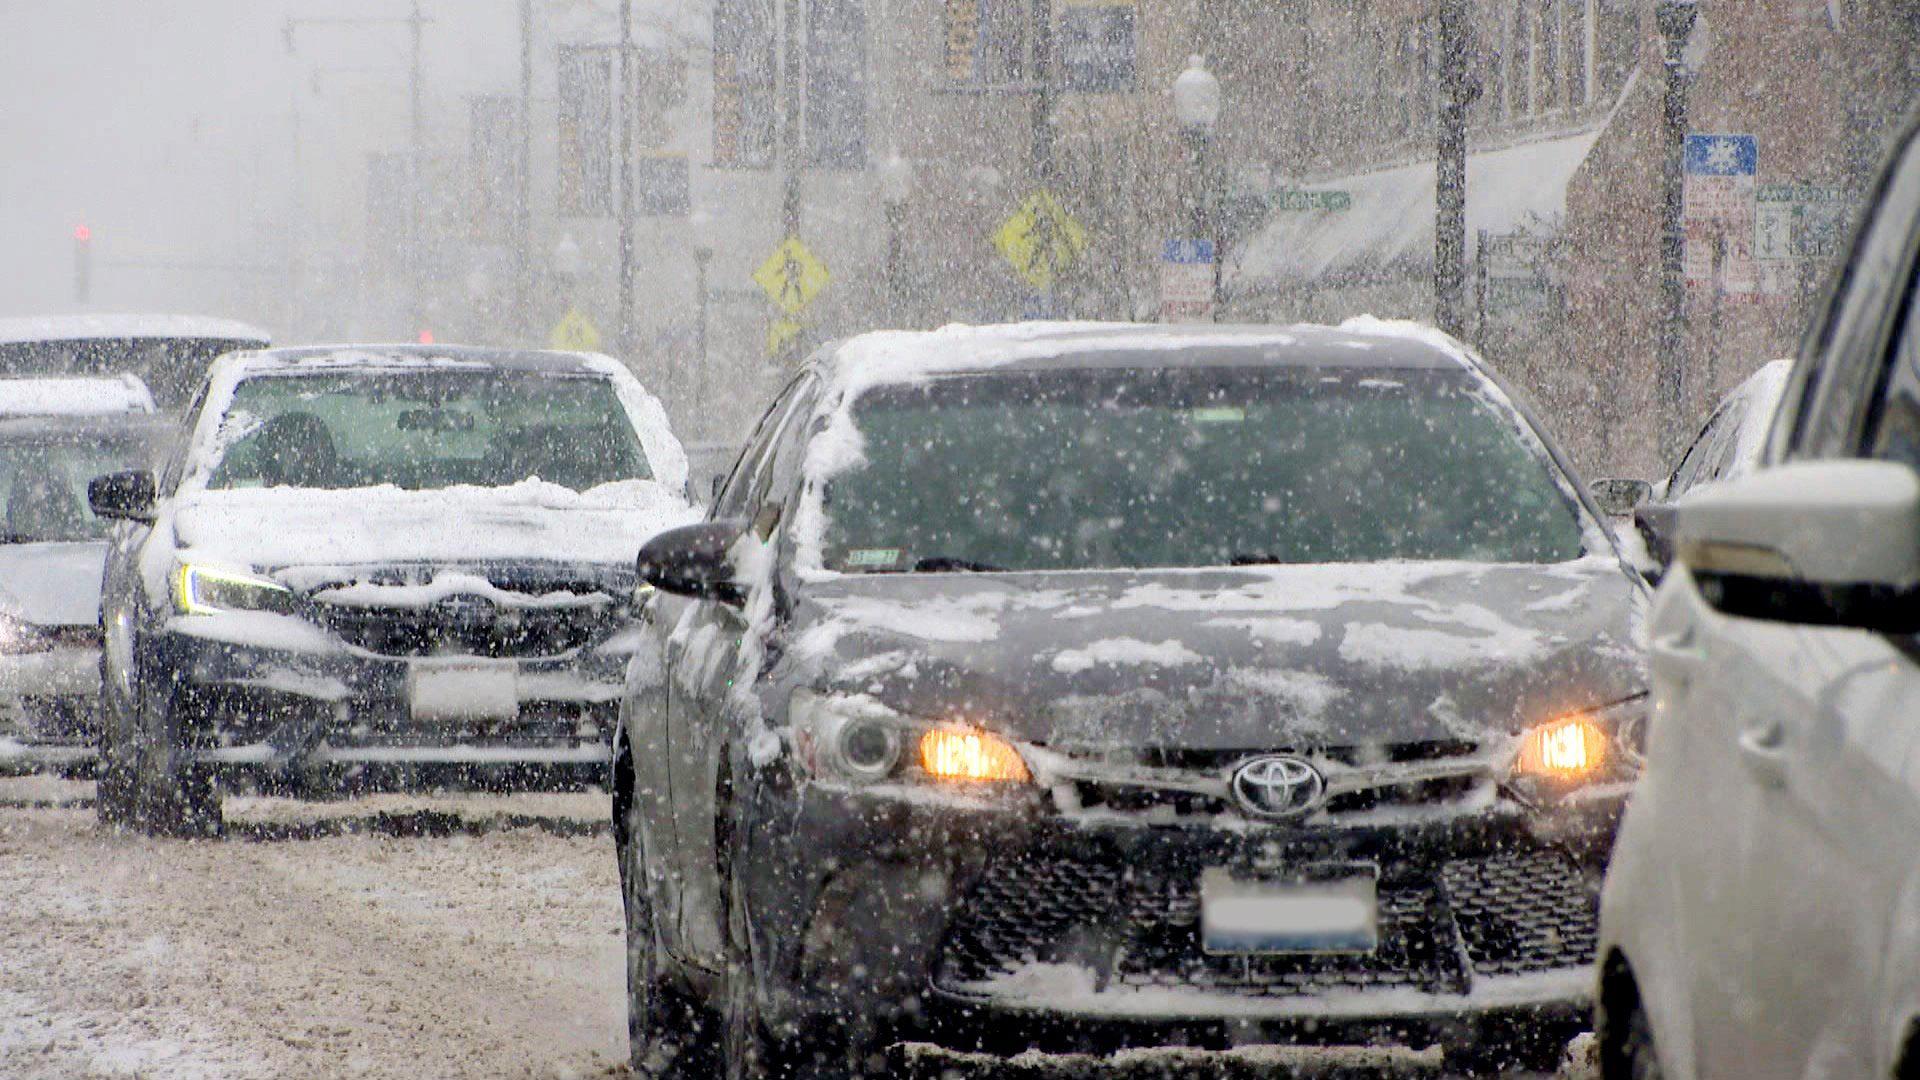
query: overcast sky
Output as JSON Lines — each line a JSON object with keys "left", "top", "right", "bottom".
{"left": 0, "top": 1, "right": 537, "bottom": 326}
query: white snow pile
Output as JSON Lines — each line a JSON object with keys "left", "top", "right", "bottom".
{"left": 0, "top": 313, "right": 268, "bottom": 346}
{"left": 1050, "top": 638, "right": 1203, "bottom": 674}
{"left": 0, "top": 374, "right": 155, "bottom": 416}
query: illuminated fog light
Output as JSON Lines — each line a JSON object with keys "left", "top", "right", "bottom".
{"left": 1515, "top": 715, "right": 1608, "bottom": 779}
{"left": 918, "top": 728, "right": 1030, "bottom": 784}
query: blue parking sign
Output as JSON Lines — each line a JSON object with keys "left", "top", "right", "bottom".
{"left": 1163, "top": 239, "right": 1216, "bottom": 265}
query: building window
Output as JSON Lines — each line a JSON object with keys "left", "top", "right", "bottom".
{"left": 946, "top": 0, "right": 1036, "bottom": 88}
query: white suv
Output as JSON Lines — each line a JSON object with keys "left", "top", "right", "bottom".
{"left": 1596, "top": 115, "right": 1920, "bottom": 1078}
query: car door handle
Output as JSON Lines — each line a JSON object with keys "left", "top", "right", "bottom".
{"left": 1736, "top": 722, "right": 1790, "bottom": 790}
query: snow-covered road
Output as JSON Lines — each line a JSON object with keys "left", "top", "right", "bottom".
{"left": 0, "top": 776, "right": 1599, "bottom": 1079}
{"left": 0, "top": 778, "right": 626, "bottom": 1079}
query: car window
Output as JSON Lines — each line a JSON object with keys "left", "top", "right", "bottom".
{"left": 712, "top": 375, "right": 810, "bottom": 522}
{"left": 1668, "top": 404, "right": 1738, "bottom": 498}
{"left": 1864, "top": 264, "right": 1920, "bottom": 470}
{"left": 203, "top": 371, "right": 651, "bottom": 492}
{"left": 1792, "top": 129, "right": 1920, "bottom": 460}
{"left": 0, "top": 432, "right": 151, "bottom": 542}
{"left": 1700, "top": 399, "right": 1754, "bottom": 485}
{"left": 821, "top": 366, "right": 1588, "bottom": 572}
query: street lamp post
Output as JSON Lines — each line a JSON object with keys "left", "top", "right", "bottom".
{"left": 1656, "top": 0, "right": 1702, "bottom": 463}
{"left": 689, "top": 209, "right": 713, "bottom": 412}
{"left": 879, "top": 151, "right": 915, "bottom": 328}
{"left": 1172, "top": 55, "right": 1223, "bottom": 318}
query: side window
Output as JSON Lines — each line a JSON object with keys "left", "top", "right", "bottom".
{"left": 1669, "top": 406, "right": 1735, "bottom": 498}
{"left": 1793, "top": 131, "right": 1920, "bottom": 459}
{"left": 711, "top": 377, "right": 808, "bottom": 522}
{"left": 740, "top": 381, "right": 818, "bottom": 538}
{"left": 159, "top": 380, "right": 214, "bottom": 494}
{"left": 1865, "top": 269, "right": 1920, "bottom": 471}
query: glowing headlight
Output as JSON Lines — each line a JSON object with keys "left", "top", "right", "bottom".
{"left": 1511, "top": 696, "right": 1648, "bottom": 785}
{"left": 789, "top": 690, "right": 1031, "bottom": 786}
{"left": 173, "top": 564, "right": 298, "bottom": 617}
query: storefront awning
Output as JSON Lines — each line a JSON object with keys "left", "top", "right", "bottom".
{"left": 1232, "top": 125, "right": 1605, "bottom": 289}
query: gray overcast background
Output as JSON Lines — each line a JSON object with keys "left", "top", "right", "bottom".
{"left": 0, "top": 1, "right": 537, "bottom": 331}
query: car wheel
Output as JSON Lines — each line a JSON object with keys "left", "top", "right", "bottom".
{"left": 720, "top": 831, "right": 844, "bottom": 1080}
{"left": 94, "top": 671, "right": 139, "bottom": 827}
{"left": 127, "top": 690, "right": 220, "bottom": 838}
{"left": 621, "top": 800, "right": 710, "bottom": 1077}
{"left": 1602, "top": 999, "right": 1665, "bottom": 1080}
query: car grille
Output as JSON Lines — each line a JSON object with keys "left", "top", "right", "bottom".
{"left": 934, "top": 847, "right": 1595, "bottom": 1000}
{"left": 317, "top": 602, "right": 607, "bottom": 658}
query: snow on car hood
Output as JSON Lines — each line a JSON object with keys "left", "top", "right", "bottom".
{"left": 0, "top": 542, "right": 109, "bottom": 627}
{"left": 168, "top": 479, "right": 698, "bottom": 579}
{"left": 786, "top": 556, "right": 1644, "bottom": 750}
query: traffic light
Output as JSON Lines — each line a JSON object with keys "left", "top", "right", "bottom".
{"left": 72, "top": 224, "right": 92, "bottom": 303}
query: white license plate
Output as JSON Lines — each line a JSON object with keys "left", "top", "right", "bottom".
{"left": 1200, "top": 866, "right": 1380, "bottom": 955}
{"left": 407, "top": 660, "right": 519, "bottom": 722}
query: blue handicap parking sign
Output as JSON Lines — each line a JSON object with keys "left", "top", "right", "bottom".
{"left": 1162, "top": 239, "right": 1217, "bottom": 265}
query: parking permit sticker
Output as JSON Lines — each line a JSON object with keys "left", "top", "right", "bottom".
{"left": 846, "top": 548, "right": 902, "bottom": 568}
{"left": 1190, "top": 406, "right": 1246, "bottom": 424}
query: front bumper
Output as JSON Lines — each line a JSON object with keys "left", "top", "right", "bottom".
{"left": 0, "top": 648, "right": 101, "bottom": 772}
{"left": 160, "top": 614, "right": 629, "bottom": 771}
{"left": 738, "top": 776, "right": 1620, "bottom": 1055}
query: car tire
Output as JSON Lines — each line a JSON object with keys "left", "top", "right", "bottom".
{"left": 720, "top": 828, "right": 849, "bottom": 1080}
{"left": 124, "top": 689, "right": 221, "bottom": 839}
{"left": 94, "top": 668, "right": 140, "bottom": 827}
{"left": 621, "top": 800, "right": 710, "bottom": 1078}
{"left": 1601, "top": 999, "right": 1665, "bottom": 1080}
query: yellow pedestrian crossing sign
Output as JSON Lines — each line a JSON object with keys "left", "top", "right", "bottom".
{"left": 993, "top": 190, "right": 1089, "bottom": 291}
{"left": 548, "top": 306, "right": 602, "bottom": 352}
{"left": 753, "top": 236, "right": 831, "bottom": 315}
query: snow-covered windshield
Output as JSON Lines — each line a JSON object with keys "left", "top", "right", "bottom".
{"left": 204, "top": 370, "right": 651, "bottom": 492}
{"left": 822, "top": 366, "right": 1586, "bottom": 572}
{"left": 0, "top": 432, "right": 148, "bottom": 543}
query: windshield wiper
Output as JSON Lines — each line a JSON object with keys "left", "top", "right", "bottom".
{"left": 1228, "top": 553, "right": 1292, "bottom": 567}
{"left": 911, "top": 556, "right": 1008, "bottom": 573}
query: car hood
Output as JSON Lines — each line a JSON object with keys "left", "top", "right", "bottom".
{"left": 169, "top": 479, "right": 698, "bottom": 580}
{"left": 786, "top": 558, "right": 1645, "bottom": 751}
{"left": 0, "top": 541, "right": 108, "bottom": 627}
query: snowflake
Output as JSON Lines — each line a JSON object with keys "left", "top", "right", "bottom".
{"left": 1705, "top": 138, "right": 1742, "bottom": 172}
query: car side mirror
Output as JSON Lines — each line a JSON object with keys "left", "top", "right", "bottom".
{"left": 637, "top": 521, "right": 748, "bottom": 606}
{"left": 88, "top": 470, "right": 156, "bottom": 524}
{"left": 1591, "top": 478, "right": 1653, "bottom": 517}
{"left": 1675, "top": 460, "right": 1920, "bottom": 633}
{"left": 1633, "top": 502, "right": 1679, "bottom": 583}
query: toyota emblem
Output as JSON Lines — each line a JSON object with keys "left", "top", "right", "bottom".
{"left": 1230, "top": 755, "right": 1326, "bottom": 820}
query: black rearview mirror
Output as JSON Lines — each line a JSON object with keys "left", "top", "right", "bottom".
{"left": 1591, "top": 478, "right": 1653, "bottom": 517}
{"left": 88, "top": 470, "right": 157, "bottom": 524}
{"left": 637, "top": 521, "right": 749, "bottom": 606}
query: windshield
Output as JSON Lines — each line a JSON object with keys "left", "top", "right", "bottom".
{"left": 821, "top": 367, "right": 1587, "bottom": 572}
{"left": 0, "top": 432, "right": 151, "bottom": 543}
{"left": 204, "top": 370, "right": 651, "bottom": 492}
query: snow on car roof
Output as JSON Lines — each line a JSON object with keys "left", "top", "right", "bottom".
{"left": 0, "top": 373, "right": 156, "bottom": 416}
{"left": 0, "top": 314, "right": 270, "bottom": 346}
{"left": 815, "top": 320, "right": 1466, "bottom": 394}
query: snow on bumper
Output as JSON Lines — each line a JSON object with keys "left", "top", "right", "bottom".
{"left": 162, "top": 613, "right": 627, "bottom": 768}
{"left": 0, "top": 647, "right": 101, "bottom": 770}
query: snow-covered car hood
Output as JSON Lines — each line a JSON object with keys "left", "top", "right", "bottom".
{"left": 0, "top": 542, "right": 109, "bottom": 628}
{"left": 788, "top": 557, "right": 1644, "bottom": 750}
{"left": 168, "top": 479, "right": 699, "bottom": 580}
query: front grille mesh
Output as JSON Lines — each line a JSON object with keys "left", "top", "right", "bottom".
{"left": 934, "top": 848, "right": 1595, "bottom": 1001}
{"left": 318, "top": 603, "right": 605, "bottom": 658}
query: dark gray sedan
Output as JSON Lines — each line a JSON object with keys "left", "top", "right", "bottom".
{"left": 616, "top": 321, "right": 1646, "bottom": 1077}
